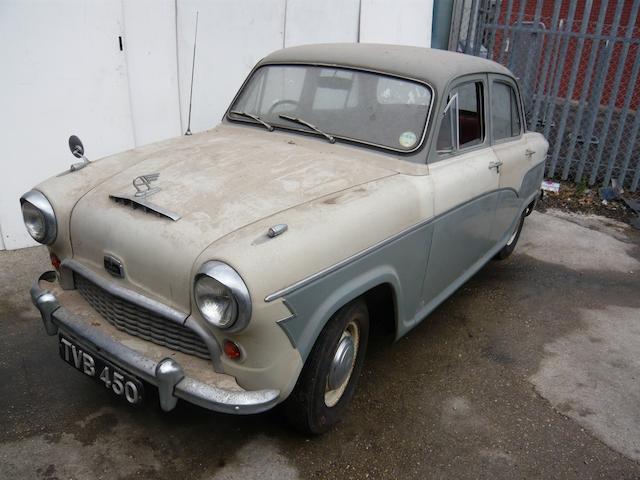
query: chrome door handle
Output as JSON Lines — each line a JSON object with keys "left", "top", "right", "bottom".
{"left": 488, "top": 160, "right": 503, "bottom": 172}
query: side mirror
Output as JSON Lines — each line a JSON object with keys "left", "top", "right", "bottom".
{"left": 69, "top": 135, "right": 84, "bottom": 158}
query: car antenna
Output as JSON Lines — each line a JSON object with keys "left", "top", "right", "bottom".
{"left": 185, "top": 11, "right": 199, "bottom": 136}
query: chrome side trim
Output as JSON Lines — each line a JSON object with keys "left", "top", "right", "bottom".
{"left": 62, "top": 258, "right": 187, "bottom": 325}
{"left": 109, "top": 194, "right": 181, "bottom": 221}
{"left": 264, "top": 187, "right": 521, "bottom": 302}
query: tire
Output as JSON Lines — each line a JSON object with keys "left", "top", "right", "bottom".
{"left": 283, "top": 299, "right": 369, "bottom": 434}
{"left": 495, "top": 211, "right": 525, "bottom": 260}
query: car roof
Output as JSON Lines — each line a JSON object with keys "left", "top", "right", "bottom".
{"left": 259, "top": 43, "right": 514, "bottom": 92}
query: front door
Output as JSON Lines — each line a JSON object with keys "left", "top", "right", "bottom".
{"left": 421, "top": 76, "right": 501, "bottom": 311}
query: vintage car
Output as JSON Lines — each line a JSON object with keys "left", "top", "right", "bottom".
{"left": 24, "top": 44, "right": 547, "bottom": 433}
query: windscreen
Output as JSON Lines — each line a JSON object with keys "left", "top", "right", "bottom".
{"left": 229, "top": 65, "right": 432, "bottom": 152}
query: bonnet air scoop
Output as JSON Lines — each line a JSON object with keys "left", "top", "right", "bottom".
{"left": 109, "top": 173, "right": 181, "bottom": 221}
{"left": 108, "top": 194, "right": 181, "bottom": 221}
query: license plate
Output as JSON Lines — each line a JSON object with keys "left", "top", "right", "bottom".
{"left": 59, "top": 334, "right": 144, "bottom": 405}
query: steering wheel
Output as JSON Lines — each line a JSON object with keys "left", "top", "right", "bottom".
{"left": 267, "top": 99, "right": 299, "bottom": 116}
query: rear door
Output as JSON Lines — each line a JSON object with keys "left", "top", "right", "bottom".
{"left": 488, "top": 75, "right": 529, "bottom": 243}
{"left": 422, "top": 75, "right": 501, "bottom": 307}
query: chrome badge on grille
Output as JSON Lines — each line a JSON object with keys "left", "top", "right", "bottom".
{"left": 104, "top": 255, "right": 124, "bottom": 278}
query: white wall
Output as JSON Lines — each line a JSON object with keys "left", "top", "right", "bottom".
{"left": 175, "top": 0, "right": 287, "bottom": 134}
{"left": 0, "top": 0, "right": 136, "bottom": 250}
{"left": 284, "top": 0, "right": 360, "bottom": 46}
{"left": 122, "top": 0, "right": 182, "bottom": 145}
{"left": 360, "top": 0, "right": 433, "bottom": 47}
{"left": 2, "top": 0, "right": 433, "bottom": 250}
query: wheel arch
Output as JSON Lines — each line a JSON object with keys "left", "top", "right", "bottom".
{"left": 277, "top": 265, "right": 403, "bottom": 364}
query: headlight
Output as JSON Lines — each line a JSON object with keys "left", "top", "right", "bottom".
{"left": 194, "top": 261, "right": 251, "bottom": 332}
{"left": 20, "top": 190, "right": 57, "bottom": 245}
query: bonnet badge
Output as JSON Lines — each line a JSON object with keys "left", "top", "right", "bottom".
{"left": 133, "top": 173, "right": 160, "bottom": 198}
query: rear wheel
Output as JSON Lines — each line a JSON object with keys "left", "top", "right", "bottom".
{"left": 283, "top": 299, "right": 369, "bottom": 434}
{"left": 495, "top": 211, "right": 525, "bottom": 260}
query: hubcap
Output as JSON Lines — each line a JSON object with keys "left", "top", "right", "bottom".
{"left": 328, "top": 336, "right": 355, "bottom": 391}
{"left": 324, "top": 320, "right": 359, "bottom": 407}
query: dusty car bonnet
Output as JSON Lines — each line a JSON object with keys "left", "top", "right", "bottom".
{"left": 69, "top": 125, "right": 396, "bottom": 312}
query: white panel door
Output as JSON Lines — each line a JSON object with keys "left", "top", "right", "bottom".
{"left": 0, "top": 0, "right": 135, "bottom": 250}
{"left": 360, "top": 0, "right": 433, "bottom": 47}
{"left": 284, "top": 0, "right": 360, "bottom": 47}
{"left": 176, "top": 0, "right": 286, "bottom": 134}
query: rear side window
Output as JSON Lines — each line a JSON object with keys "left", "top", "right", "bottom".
{"left": 491, "top": 82, "right": 522, "bottom": 140}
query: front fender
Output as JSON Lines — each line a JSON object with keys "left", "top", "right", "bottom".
{"left": 275, "top": 219, "right": 434, "bottom": 362}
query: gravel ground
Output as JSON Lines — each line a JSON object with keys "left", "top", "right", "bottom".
{"left": 1, "top": 209, "right": 639, "bottom": 479}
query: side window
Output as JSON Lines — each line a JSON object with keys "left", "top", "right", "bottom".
{"left": 457, "top": 82, "right": 484, "bottom": 147}
{"left": 436, "top": 81, "right": 484, "bottom": 153}
{"left": 491, "top": 81, "right": 522, "bottom": 140}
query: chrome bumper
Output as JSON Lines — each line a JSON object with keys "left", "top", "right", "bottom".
{"left": 30, "top": 271, "right": 280, "bottom": 415}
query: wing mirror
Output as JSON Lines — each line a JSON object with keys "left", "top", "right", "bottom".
{"left": 69, "top": 135, "right": 84, "bottom": 158}
{"left": 68, "top": 135, "right": 90, "bottom": 171}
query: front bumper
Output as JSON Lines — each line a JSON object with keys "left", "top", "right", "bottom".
{"left": 30, "top": 271, "right": 280, "bottom": 414}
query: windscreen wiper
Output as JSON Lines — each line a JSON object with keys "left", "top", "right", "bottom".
{"left": 278, "top": 114, "right": 335, "bottom": 143}
{"left": 230, "top": 110, "right": 274, "bottom": 131}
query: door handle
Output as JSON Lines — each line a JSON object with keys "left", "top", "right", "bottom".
{"left": 525, "top": 149, "right": 536, "bottom": 158}
{"left": 488, "top": 160, "right": 503, "bottom": 172}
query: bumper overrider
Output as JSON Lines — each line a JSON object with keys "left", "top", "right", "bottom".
{"left": 30, "top": 271, "right": 279, "bottom": 414}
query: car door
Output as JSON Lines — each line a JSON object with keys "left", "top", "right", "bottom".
{"left": 421, "top": 75, "right": 502, "bottom": 311}
{"left": 488, "top": 75, "right": 530, "bottom": 243}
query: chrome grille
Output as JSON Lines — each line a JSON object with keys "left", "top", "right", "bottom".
{"left": 75, "top": 274, "right": 210, "bottom": 359}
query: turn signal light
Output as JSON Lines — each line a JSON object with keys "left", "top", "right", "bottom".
{"left": 50, "top": 252, "right": 61, "bottom": 270}
{"left": 223, "top": 339, "right": 242, "bottom": 360}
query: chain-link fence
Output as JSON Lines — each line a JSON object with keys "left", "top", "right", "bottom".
{"left": 449, "top": 0, "right": 640, "bottom": 192}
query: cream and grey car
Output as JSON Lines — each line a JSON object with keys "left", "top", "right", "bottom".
{"left": 24, "top": 44, "right": 547, "bottom": 433}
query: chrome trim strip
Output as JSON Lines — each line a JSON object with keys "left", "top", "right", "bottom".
{"left": 225, "top": 62, "right": 435, "bottom": 155}
{"left": 62, "top": 258, "right": 187, "bottom": 325}
{"left": 264, "top": 187, "right": 521, "bottom": 302}
{"left": 109, "top": 194, "right": 181, "bottom": 221}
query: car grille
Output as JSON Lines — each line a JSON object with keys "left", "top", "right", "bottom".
{"left": 75, "top": 274, "right": 210, "bottom": 360}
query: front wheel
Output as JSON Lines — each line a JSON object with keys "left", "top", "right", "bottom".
{"left": 283, "top": 299, "right": 369, "bottom": 434}
{"left": 495, "top": 211, "right": 525, "bottom": 260}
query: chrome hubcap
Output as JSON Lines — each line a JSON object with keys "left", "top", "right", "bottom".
{"left": 324, "top": 320, "right": 359, "bottom": 407}
{"left": 328, "top": 336, "right": 355, "bottom": 391}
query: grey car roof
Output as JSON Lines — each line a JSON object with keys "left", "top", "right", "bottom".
{"left": 259, "top": 43, "right": 514, "bottom": 92}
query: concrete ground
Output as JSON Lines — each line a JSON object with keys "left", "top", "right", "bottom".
{"left": 1, "top": 208, "right": 639, "bottom": 479}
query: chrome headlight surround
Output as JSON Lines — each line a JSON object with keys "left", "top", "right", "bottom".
{"left": 194, "top": 261, "right": 252, "bottom": 333}
{"left": 20, "top": 190, "right": 57, "bottom": 245}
